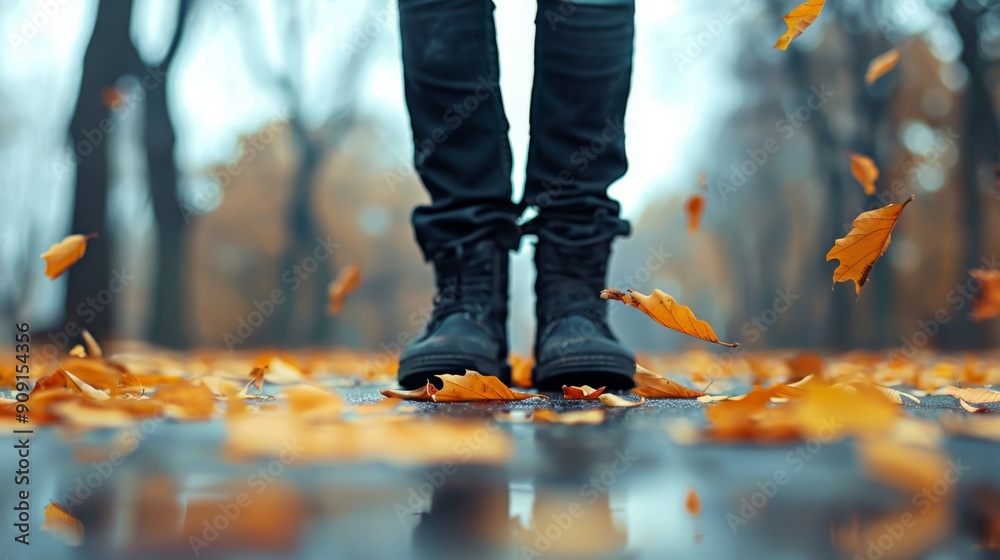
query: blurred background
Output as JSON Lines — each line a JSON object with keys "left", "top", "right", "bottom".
{"left": 1, "top": 0, "right": 999, "bottom": 358}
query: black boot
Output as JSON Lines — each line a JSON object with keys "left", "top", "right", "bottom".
{"left": 398, "top": 240, "right": 510, "bottom": 389}
{"left": 532, "top": 239, "right": 635, "bottom": 390}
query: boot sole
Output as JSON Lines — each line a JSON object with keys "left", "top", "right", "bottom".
{"left": 398, "top": 354, "right": 511, "bottom": 390}
{"left": 532, "top": 354, "right": 636, "bottom": 391}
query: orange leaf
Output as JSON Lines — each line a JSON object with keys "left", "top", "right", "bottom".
{"left": 939, "top": 386, "right": 1000, "bottom": 403}
{"left": 42, "top": 501, "right": 84, "bottom": 546}
{"left": 101, "top": 87, "right": 127, "bottom": 109}
{"left": 601, "top": 288, "right": 738, "bottom": 347}
{"left": 826, "top": 195, "right": 914, "bottom": 298}
{"left": 510, "top": 355, "right": 534, "bottom": 388}
{"left": 112, "top": 373, "right": 144, "bottom": 399}
{"left": 970, "top": 269, "right": 1000, "bottom": 320}
{"left": 381, "top": 382, "right": 438, "bottom": 401}
{"left": 562, "top": 385, "right": 606, "bottom": 399}
{"left": 786, "top": 352, "right": 824, "bottom": 383}
{"left": 69, "top": 344, "right": 86, "bottom": 358}
{"left": 432, "top": 371, "right": 547, "bottom": 402}
{"left": 327, "top": 263, "right": 362, "bottom": 315}
{"left": 41, "top": 233, "right": 97, "bottom": 280}
{"left": 598, "top": 393, "right": 645, "bottom": 408}
{"left": 152, "top": 380, "right": 216, "bottom": 420}
{"left": 774, "top": 0, "right": 825, "bottom": 50}
{"left": 632, "top": 365, "right": 705, "bottom": 398}
{"left": 686, "top": 488, "right": 701, "bottom": 516}
{"left": 865, "top": 48, "right": 900, "bottom": 85}
{"left": 684, "top": 194, "right": 705, "bottom": 233}
{"left": 284, "top": 385, "right": 343, "bottom": 419}
{"left": 849, "top": 153, "right": 879, "bottom": 195}
{"left": 63, "top": 368, "right": 111, "bottom": 401}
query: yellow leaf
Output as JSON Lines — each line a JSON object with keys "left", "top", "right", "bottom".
{"left": 865, "top": 48, "right": 900, "bottom": 85}
{"left": 774, "top": 0, "right": 825, "bottom": 50}
{"left": 849, "top": 153, "right": 879, "bottom": 196}
{"left": 598, "top": 393, "right": 645, "bottom": 408}
{"left": 152, "top": 380, "right": 216, "bottom": 420}
{"left": 601, "top": 288, "right": 738, "bottom": 347}
{"left": 562, "top": 385, "right": 606, "bottom": 399}
{"left": 632, "top": 364, "right": 706, "bottom": 398}
{"left": 42, "top": 501, "right": 84, "bottom": 546}
{"left": 826, "top": 195, "right": 914, "bottom": 298}
{"left": 534, "top": 409, "right": 606, "bottom": 425}
{"left": 69, "top": 344, "right": 86, "bottom": 358}
{"left": 41, "top": 233, "right": 97, "bottom": 280}
{"left": 684, "top": 194, "right": 705, "bottom": 233}
{"left": 940, "top": 386, "right": 1000, "bottom": 403}
{"left": 284, "top": 385, "right": 344, "bottom": 419}
{"left": 970, "top": 269, "right": 1000, "bottom": 320}
{"left": 327, "top": 263, "right": 362, "bottom": 315}
{"left": 432, "top": 371, "right": 548, "bottom": 402}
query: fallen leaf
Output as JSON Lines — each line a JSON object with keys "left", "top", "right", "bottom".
{"left": 69, "top": 344, "right": 86, "bottom": 358}
{"left": 152, "top": 380, "right": 216, "bottom": 420}
{"left": 960, "top": 399, "right": 989, "bottom": 413}
{"left": 849, "top": 153, "right": 879, "bottom": 195}
{"left": 42, "top": 501, "right": 84, "bottom": 546}
{"left": 562, "top": 385, "right": 606, "bottom": 400}
{"left": 939, "top": 386, "right": 1000, "bottom": 403}
{"left": 774, "top": 0, "right": 825, "bottom": 50}
{"left": 328, "top": 263, "right": 362, "bottom": 315}
{"left": 865, "top": 48, "right": 900, "bottom": 85}
{"left": 632, "top": 365, "right": 705, "bottom": 398}
{"left": 112, "top": 373, "right": 144, "bottom": 399}
{"left": 970, "top": 269, "right": 1000, "bottom": 320}
{"left": 874, "top": 385, "right": 921, "bottom": 405}
{"left": 686, "top": 488, "right": 701, "bottom": 516}
{"left": 41, "top": 233, "right": 98, "bottom": 280}
{"left": 380, "top": 382, "right": 438, "bottom": 401}
{"left": 684, "top": 194, "right": 705, "bottom": 233}
{"left": 63, "top": 369, "right": 111, "bottom": 401}
{"left": 284, "top": 385, "right": 344, "bottom": 419}
{"left": 601, "top": 288, "right": 738, "bottom": 347}
{"left": 786, "top": 352, "right": 824, "bottom": 383}
{"left": 534, "top": 409, "right": 606, "bottom": 425}
{"left": 826, "top": 195, "right": 914, "bottom": 298}
{"left": 598, "top": 393, "right": 645, "bottom": 408}
{"left": 432, "top": 371, "right": 547, "bottom": 402}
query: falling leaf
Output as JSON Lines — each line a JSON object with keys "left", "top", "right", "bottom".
{"left": 849, "top": 153, "right": 879, "bottom": 195}
{"left": 865, "top": 48, "right": 900, "bottom": 85}
{"left": 534, "top": 409, "right": 606, "bottom": 425}
{"left": 970, "top": 269, "right": 1000, "bottom": 320}
{"left": 686, "top": 488, "right": 702, "bottom": 516}
{"left": 432, "top": 371, "right": 547, "bottom": 402}
{"left": 598, "top": 393, "right": 645, "bottom": 408}
{"left": 684, "top": 194, "right": 705, "bottom": 233}
{"left": 939, "top": 386, "right": 1000, "bottom": 403}
{"left": 42, "top": 501, "right": 84, "bottom": 546}
{"left": 69, "top": 345, "right": 86, "bottom": 358}
{"left": 826, "top": 195, "right": 914, "bottom": 298}
{"left": 774, "top": 0, "right": 825, "bottom": 50}
{"left": 328, "top": 263, "right": 362, "bottom": 315}
{"left": 41, "top": 233, "right": 98, "bottom": 280}
{"left": 960, "top": 399, "right": 989, "bottom": 414}
{"left": 81, "top": 329, "right": 103, "bottom": 358}
{"left": 632, "top": 365, "right": 706, "bottom": 398}
{"left": 562, "top": 385, "right": 606, "bottom": 400}
{"left": 602, "top": 288, "right": 738, "bottom": 347}
{"left": 380, "top": 382, "right": 438, "bottom": 401}
{"left": 510, "top": 355, "right": 534, "bottom": 388}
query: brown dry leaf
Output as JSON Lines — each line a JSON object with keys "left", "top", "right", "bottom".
{"left": 562, "top": 385, "right": 606, "bottom": 400}
{"left": 328, "top": 263, "right": 362, "bottom": 315}
{"left": 632, "top": 365, "right": 706, "bottom": 398}
{"left": 602, "top": 288, "right": 738, "bottom": 347}
{"left": 42, "top": 501, "right": 84, "bottom": 546}
{"left": 534, "top": 409, "right": 606, "bottom": 425}
{"left": 826, "top": 195, "right": 914, "bottom": 298}
{"left": 970, "top": 269, "right": 1000, "bottom": 320}
{"left": 684, "top": 194, "right": 705, "bottom": 233}
{"left": 69, "top": 344, "right": 86, "bottom": 358}
{"left": 686, "top": 488, "right": 701, "bottom": 516}
{"left": 849, "top": 153, "right": 879, "bottom": 196}
{"left": 41, "top": 233, "right": 97, "bottom": 280}
{"left": 774, "top": 0, "right": 825, "bottom": 50}
{"left": 598, "top": 393, "right": 645, "bottom": 408}
{"left": 380, "top": 382, "right": 437, "bottom": 401}
{"left": 939, "top": 386, "right": 1000, "bottom": 403}
{"left": 432, "top": 371, "right": 548, "bottom": 402}
{"left": 865, "top": 48, "right": 900, "bottom": 85}
{"left": 960, "top": 399, "right": 989, "bottom": 414}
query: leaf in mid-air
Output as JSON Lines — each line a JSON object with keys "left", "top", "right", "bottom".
{"left": 826, "top": 195, "right": 914, "bottom": 298}
{"left": 774, "top": 0, "right": 826, "bottom": 50}
{"left": 602, "top": 288, "right": 738, "bottom": 347}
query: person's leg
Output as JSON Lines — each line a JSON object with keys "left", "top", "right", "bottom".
{"left": 523, "top": 0, "right": 636, "bottom": 389}
{"left": 397, "top": 0, "right": 518, "bottom": 388}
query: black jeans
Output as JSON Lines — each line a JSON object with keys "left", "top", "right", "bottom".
{"left": 399, "top": 0, "right": 634, "bottom": 260}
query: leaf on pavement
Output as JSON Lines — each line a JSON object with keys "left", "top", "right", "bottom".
{"left": 284, "top": 385, "right": 344, "bottom": 419}
{"left": 534, "top": 409, "right": 606, "bottom": 425}
{"left": 81, "top": 329, "right": 103, "bottom": 358}
{"left": 774, "top": 0, "right": 825, "bottom": 50}
{"left": 849, "top": 153, "right": 879, "bottom": 195}
{"left": 873, "top": 385, "right": 921, "bottom": 405}
{"left": 42, "top": 501, "right": 84, "bottom": 546}
{"left": 865, "top": 48, "right": 900, "bottom": 85}
{"left": 826, "top": 195, "right": 914, "bottom": 298}
{"left": 562, "top": 385, "right": 606, "bottom": 399}
{"left": 112, "top": 373, "right": 144, "bottom": 399}
{"left": 152, "top": 380, "right": 216, "bottom": 420}
{"left": 938, "top": 386, "right": 1000, "bottom": 403}
{"left": 598, "top": 393, "right": 645, "bottom": 408}
{"left": 684, "top": 194, "right": 705, "bottom": 233}
{"left": 41, "top": 233, "right": 97, "bottom": 280}
{"left": 602, "top": 288, "right": 738, "bottom": 347}
{"left": 381, "top": 382, "right": 438, "bottom": 401}
{"left": 959, "top": 399, "right": 989, "bottom": 414}
{"left": 432, "top": 371, "right": 548, "bottom": 402}
{"left": 63, "top": 369, "right": 111, "bottom": 401}
{"left": 632, "top": 364, "right": 706, "bottom": 398}
{"left": 328, "top": 263, "right": 362, "bottom": 315}
{"left": 970, "top": 269, "right": 1000, "bottom": 320}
